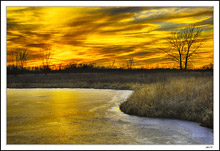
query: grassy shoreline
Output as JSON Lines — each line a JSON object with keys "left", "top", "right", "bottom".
{"left": 120, "top": 77, "right": 213, "bottom": 128}
{"left": 7, "top": 71, "right": 213, "bottom": 128}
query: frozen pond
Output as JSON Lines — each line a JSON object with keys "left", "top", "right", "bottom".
{"left": 7, "top": 88, "right": 213, "bottom": 144}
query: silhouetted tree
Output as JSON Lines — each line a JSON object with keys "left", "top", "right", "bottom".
{"left": 10, "top": 48, "right": 20, "bottom": 68}
{"left": 8, "top": 48, "right": 29, "bottom": 75}
{"left": 9, "top": 48, "right": 29, "bottom": 69}
{"left": 58, "top": 63, "right": 63, "bottom": 71}
{"left": 18, "top": 48, "right": 29, "bottom": 70}
{"left": 8, "top": 49, "right": 15, "bottom": 67}
{"left": 41, "top": 45, "right": 52, "bottom": 73}
{"left": 126, "top": 57, "right": 134, "bottom": 69}
{"left": 182, "top": 26, "right": 203, "bottom": 70}
{"left": 161, "top": 26, "right": 204, "bottom": 70}
{"left": 202, "top": 63, "right": 213, "bottom": 70}
{"left": 110, "top": 60, "right": 115, "bottom": 69}
{"left": 8, "top": 49, "right": 18, "bottom": 76}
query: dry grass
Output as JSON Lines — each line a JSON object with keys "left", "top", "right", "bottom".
{"left": 120, "top": 77, "right": 213, "bottom": 128}
{"left": 7, "top": 71, "right": 212, "bottom": 88}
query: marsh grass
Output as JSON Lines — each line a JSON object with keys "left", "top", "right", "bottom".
{"left": 7, "top": 71, "right": 211, "bottom": 88}
{"left": 120, "top": 77, "right": 213, "bottom": 128}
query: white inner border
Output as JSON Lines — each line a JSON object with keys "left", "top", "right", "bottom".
{"left": 1, "top": 1, "right": 219, "bottom": 150}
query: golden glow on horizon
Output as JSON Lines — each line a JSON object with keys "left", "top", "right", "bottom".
{"left": 7, "top": 7, "right": 213, "bottom": 69}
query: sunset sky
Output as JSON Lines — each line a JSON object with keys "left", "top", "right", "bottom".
{"left": 7, "top": 7, "right": 213, "bottom": 69}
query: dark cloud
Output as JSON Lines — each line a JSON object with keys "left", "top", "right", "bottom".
{"left": 77, "top": 52, "right": 86, "bottom": 55}
{"left": 67, "top": 12, "right": 135, "bottom": 28}
{"left": 26, "top": 43, "right": 47, "bottom": 48}
{"left": 7, "top": 13, "right": 53, "bottom": 49}
{"left": 61, "top": 12, "right": 137, "bottom": 46}
{"left": 94, "top": 45, "right": 134, "bottom": 55}
{"left": 155, "top": 21, "right": 186, "bottom": 31}
{"left": 7, "top": 18, "right": 19, "bottom": 30}
{"left": 7, "top": 37, "right": 26, "bottom": 44}
{"left": 128, "top": 51, "right": 152, "bottom": 57}
{"left": 96, "top": 7, "right": 167, "bottom": 15}
{"left": 59, "top": 39, "right": 84, "bottom": 46}
{"left": 7, "top": 31, "right": 27, "bottom": 44}
{"left": 7, "top": 7, "right": 45, "bottom": 19}
{"left": 7, "top": 17, "right": 42, "bottom": 31}
{"left": 133, "top": 9, "right": 213, "bottom": 24}
{"left": 91, "top": 41, "right": 160, "bottom": 59}
{"left": 7, "top": 7, "right": 45, "bottom": 32}
{"left": 7, "top": 7, "right": 43, "bottom": 13}
{"left": 58, "top": 30, "right": 88, "bottom": 46}
{"left": 22, "top": 31, "right": 52, "bottom": 39}
{"left": 99, "top": 24, "right": 146, "bottom": 34}
{"left": 28, "top": 51, "right": 42, "bottom": 60}
{"left": 141, "top": 56, "right": 168, "bottom": 63}
{"left": 7, "top": 30, "right": 51, "bottom": 48}
{"left": 91, "top": 57, "right": 111, "bottom": 63}
{"left": 194, "top": 17, "right": 213, "bottom": 26}
{"left": 97, "top": 7, "right": 145, "bottom": 15}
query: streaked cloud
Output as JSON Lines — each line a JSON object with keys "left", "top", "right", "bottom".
{"left": 7, "top": 6, "right": 213, "bottom": 69}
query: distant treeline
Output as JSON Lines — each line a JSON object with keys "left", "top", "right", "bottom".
{"left": 7, "top": 63, "right": 213, "bottom": 75}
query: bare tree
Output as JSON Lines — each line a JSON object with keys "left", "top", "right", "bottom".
{"left": 9, "top": 48, "right": 20, "bottom": 68}
{"left": 161, "top": 31, "right": 185, "bottom": 69}
{"left": 9, "top": 48, "right": 29, "bottom": 69}
{"left": 182, "top": 26, "right": 203, "bottom": 70}
{"left": 161, "top": 26, "right": 204, "bottom": 70}
{"left": 110, "top": 60, "right": 115, "bottom": 69}
{"left": 8, "top": 49, "right": 16, "bottom": 67}
{"left": 18, "top": 48, "right": 29, "bottom": 69}
{"left": 41, "top": 45, "right": 52, "bottom": 70}
{"left": 8, "top": 49, "right": 14, "bottom": 66}
{"left": 126, "top": 57, "right": 134, "bottom": 69}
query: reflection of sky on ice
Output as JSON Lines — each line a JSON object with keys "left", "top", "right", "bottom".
{"left": 7, "top": 88, "right": 213, "bottom": 144}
